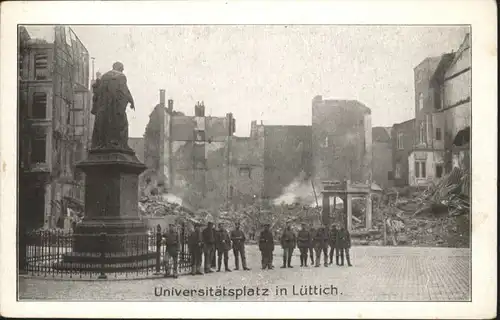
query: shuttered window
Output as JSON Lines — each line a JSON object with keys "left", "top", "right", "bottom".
{"left": 32, "top": 92, "right": 47, "bottom": 119}
{"left": 34, "top": 54, "right": 49, "bottom": 80}
{"left": 31, "top": 137, "right": 46, "bottom": 164}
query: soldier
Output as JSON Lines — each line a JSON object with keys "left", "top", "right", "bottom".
{"left": 328, "top": 224, "right": 338, "bottom": 265}
{"left": 163, "top": 223, "right": 180, "bottom": 278}
{"left": 308, "top": 223, "right": 315, "bottom": 266}
{"left": 215, "top": 223, "right": 232, "bottom": 272}
{"left": 188, "top": 223, "right": 204, "bottom": 275}
{"left": 314, "top": 225, "right": 329, "bottom": 267}
{"left": 230, "top": 222, "right": 250, "bottom": 271}
{"left": 297, "top": 223, "right": 312, "bottom": 267}
{"left": 280, "top": 223, "right": 296, "bottom": 268}
{"left": 259, "top": 223, "right": 274, "bottom": 270}
{"left": 202, "top": 222, "right": 216, "bottom": 273}
{"left": 336, "top": 225, "right": 353, "bottom": 266}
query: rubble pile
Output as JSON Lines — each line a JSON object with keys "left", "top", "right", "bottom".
{"left": 350, "top": 167, "right": 470, "bottom": 248}
{"left": 388, "top": 167, "right": 470, "bottom": 217}
{"left": 386, "top": 167, "right": 470, "bottom": 247}
{"left": 138, "top": 195, "right": 194, "bottom": 220}
{"left": 401, "top": 213, "right": 470, "bottom": 247}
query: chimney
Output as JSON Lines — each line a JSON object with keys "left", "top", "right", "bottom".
{"left": 250, "top": 120, "right": 257, "bottom": 137}
{"left": 167, "top": 99, "right": 173, "bottom": 113}
{"left": 159, "top": 89, "right": 166, "bottom": 106}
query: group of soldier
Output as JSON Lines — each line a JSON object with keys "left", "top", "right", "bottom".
{"left": 161, "top": 220, "right": 352, "bottom": 278}
{"left": 259, "top": 223, "right": 353, "bottom": 270}
{"left": 161, "top": 221, "right": 251, "bottom": 278}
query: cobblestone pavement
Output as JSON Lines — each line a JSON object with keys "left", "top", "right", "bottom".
{"left": 19, "top": 245, "right": 470, "bottom": 301}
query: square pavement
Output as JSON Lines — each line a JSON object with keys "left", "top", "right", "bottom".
{"left": 18, "top": 245, "right": 470, "bottom": 301}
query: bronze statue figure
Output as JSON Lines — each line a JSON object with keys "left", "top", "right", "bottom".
{"left": 91, "top": 62, "right": 135, "bottom": 151}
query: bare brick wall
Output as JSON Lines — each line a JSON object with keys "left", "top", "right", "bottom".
{"left": 312, "top": 97, "right": 372, "bottom": 185}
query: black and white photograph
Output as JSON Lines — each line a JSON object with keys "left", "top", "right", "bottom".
{"left": 0, "top": 1, "right": 496, "bottom": 319}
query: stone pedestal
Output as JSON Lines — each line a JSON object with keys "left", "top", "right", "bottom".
{"left": 55, "top": 148, "right": 156, "bottom": 272}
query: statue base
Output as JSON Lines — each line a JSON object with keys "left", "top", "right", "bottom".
{"left": 54, "top": 148, "right": 156, "bottom": 272}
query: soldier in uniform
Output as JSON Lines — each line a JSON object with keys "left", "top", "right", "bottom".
{"left": 280, "top": 223, "right": 296, "bottom": 268}
{"left": 328, "top": 224, "right": 338, "bottom": 265}
{"left": 163, "top": 223, "right": 180, "bottom": 278}
{"left": 230, "top": 222, "right": 250, "bottom": 271}
{"left": 188, "top": 223, "right": 204, "bottom": 275}
{"left": 215, "top": 223, "right": 232, "bottom": 272}
{"left": 336, "top": 225, "right": 353, "bottom": 266}
{"left": 259, "top": 223, "right": 274, "bottom": 270}
{"left": 297, "top": 223, "right": 312, "bottom": 267}
{"left": 202, "top": 222, "right": 216, "bottom": 273}
{"left": 308, "top": 223, "right": 315, "bottom": 266}
{"left": 314, "top": 225, "right": 329, "bottom": 267}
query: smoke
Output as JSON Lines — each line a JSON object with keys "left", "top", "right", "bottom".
{"left": 161, "top": 193, "right": 183, "bottom": 206}
{"left": 273, "top": 171, "right": 317, "bottom": 206}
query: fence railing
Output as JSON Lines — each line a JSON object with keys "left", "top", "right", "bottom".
{"left": 23, "top": 224, "right": 192, "bottom": 279}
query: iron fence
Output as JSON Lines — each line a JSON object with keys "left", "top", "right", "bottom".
{"left": 23, "top": 224, "right": 192, "bottom": 279}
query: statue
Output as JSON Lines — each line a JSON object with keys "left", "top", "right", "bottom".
{"left": 91, "top": 62, "right": 135, "bottom": 151}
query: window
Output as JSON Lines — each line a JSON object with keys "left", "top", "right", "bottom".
{"left": 229, "top": 186, "right": 234, "bottom": 199}
{"left": 426, "top": 115, "right": 430, "bottom": 143}
{"left": 395, "top": 163, "right": 402, "bottom": 179}
{"left": 321, "top": 136, "right": 329, "bottom": 148}
{"left": 435, "top": 128, "right": 442, "bottom": 141}
{"left": 32, "top": 93, "right": 47, "bottom": 119}
{"left": 397, "top": 132, "right": 404, "bottom": 149}
{"left": 419, "top": 121, "right": 426, "bottom": 144}
{"left": 195, "top": 130, "right": 205, "bottom": 141}
{"left": 417, "top": 93, "right": 424, "bottom": 112}
{"left": 30, "top": 137, "right": 46, "bottom": 164}
{"left": 415, "top": 160, "right": 426, "bottom": 178}
{"left": 388, "top": 171, "right": 394, "bottom": 180}
{"left": 34, "top": 54, "right": 49, "bottom": 80}
{"left": 239, "top": 167, "right": 252, "bottom": 178}
{"left": 436, "top": 164, "right": 443, "bottom": 178}
{"left": 19, "top": 54, "right": 24, "bottom": 79}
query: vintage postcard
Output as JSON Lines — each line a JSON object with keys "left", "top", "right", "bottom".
{"left": 0, "top": 0, "right": 497, "bottom": 319}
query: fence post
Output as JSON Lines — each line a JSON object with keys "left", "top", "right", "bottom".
{"left": 154, "top": 224, "right": 162, "bottom": 275}
{"left": 19, "top": 229, "right": 27, "bottom": 274}
{"left": 98, "top": 232, "right": 107, "bottom": 280}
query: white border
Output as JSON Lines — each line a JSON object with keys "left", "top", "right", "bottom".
{"left": 1, "top": 1, "right": 497, "bottom": 318}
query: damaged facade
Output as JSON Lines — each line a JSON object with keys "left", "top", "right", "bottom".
{"left": 392, "top": 32, "right": 471, "bottom": 187}
{"left": 143, "top": 92, "right": 376, "bottom": 212}
{"left": 312, "top": 96, "right": 373, "bottom": 186}
{"left": 391, "top": 119, "right": 416, "bottom": 187}
{"left": 18, "top": 26, "right": 92, "bottom": 231}
{"left": 143, "top": 91, "right": 235, "bottom": 211}
{"left": 372, "top": 126, "right": 393, "bottom": 188}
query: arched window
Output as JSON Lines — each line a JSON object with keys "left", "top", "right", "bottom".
{"left": 418, "top": 93, "right": 424, "bottom": 112}
{"left": 419, "top": 121, "right": 426, "bottom": 144}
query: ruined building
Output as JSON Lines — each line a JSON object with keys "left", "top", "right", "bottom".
{"left": 143, "top": 91, "right": 235, "bottom": 211}
{"left": 372, "top": 126, "right": 393, "bottom": 189}
{"left": 312, "top": 96, "right": 373, "bottom": 186}
{"left": 394, "top": 32, "right": 471, "bottom": 187}
{"left": 143, "top": 92, "right": 377, "bottom": 212}
{"left": 18, "top": 26, "right": 92, "bottom": 230}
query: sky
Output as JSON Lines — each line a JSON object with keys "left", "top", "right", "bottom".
{"left": 48, "top": 25, "right": 470, "bottom": 137}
